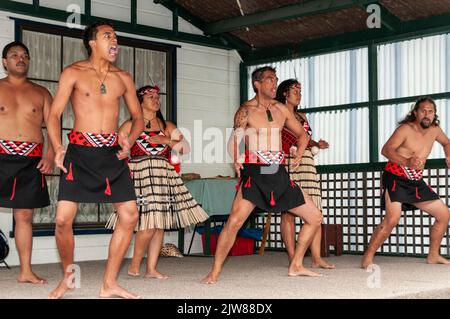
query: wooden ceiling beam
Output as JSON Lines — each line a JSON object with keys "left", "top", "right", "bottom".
{"left": 204, "top": 0, "right": 377, "bottom": 35}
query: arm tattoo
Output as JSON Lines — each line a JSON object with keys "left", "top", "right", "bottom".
{"left": 233, "top": 106, "right": 249, "bottom": 130}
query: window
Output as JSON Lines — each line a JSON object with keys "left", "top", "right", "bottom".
{"left": 378, "top": 99, "right": 450, "bottom": 161}
{"left": 377, "top": 33, "right": 450, "bottom": 161}
{"left": 308, "top": 108, "right": 369, "bottom": 165}
{"left": 248, "top": 48, "right": 369, "bottom": 109}
{"left": 246, "top": 33, "right": 450, "bottom": 166}
{"left": 377, "top": 33, "right": 450, "bottom": 100}
{"left": 247, "top": 48, "right": 369, "bottom": 165}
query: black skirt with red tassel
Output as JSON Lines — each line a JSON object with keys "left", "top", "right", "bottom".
{"left": 381, "top": 171, "right": 440, "bottom": 211}
{"left": 58, "top": 144, "right": 136, "bottom": 203}
{"left": 239, "top": 163, "right": 305, "bottom": 213}
{"left": 0, "top": 153, "right": 50, "bottom": 209}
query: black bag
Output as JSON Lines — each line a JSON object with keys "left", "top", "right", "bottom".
{"left": 0, "top": 229, "right": 9, "bottom": 264}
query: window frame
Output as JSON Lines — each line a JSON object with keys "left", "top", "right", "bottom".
{"left": 243, "top": 33, "right": 450, "bottom": 171}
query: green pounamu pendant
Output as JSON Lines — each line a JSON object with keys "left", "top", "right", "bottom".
{"left": 100, "top": 83, "right": 107, "bottom": 94}
{"left": 266, "top": 109, "right": 273, "bottom": 122}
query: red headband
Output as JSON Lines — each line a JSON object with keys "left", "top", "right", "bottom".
{"left": 138, "top": 86, "right": 160, "bottom": 97}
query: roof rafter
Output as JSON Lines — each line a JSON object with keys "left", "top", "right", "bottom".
{"left": 154, "top": 0, "right": 251, "bottom": 51}
{"left": 0, "top": 0, "right": 234, "bottom": 50}
{"left": 204, "top": 0, "right": 378, "bottom": 35}
{"left": 360, "top": 2, "right": 402, "bottom": 32}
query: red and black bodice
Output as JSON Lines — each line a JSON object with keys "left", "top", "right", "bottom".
{"left": 130, "top": 131, "right": 170, "bottom": 159}
{"left": 282, "top": 116, "right": 313, "bottom": 155}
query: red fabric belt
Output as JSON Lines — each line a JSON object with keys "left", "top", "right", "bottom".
{"left": 385, "top": 161, "right": 423, "bottom": 181}
{"left": 243, "top": 150, "right": 285, "bottom": 165}
{"left": 0, "top": 140, "right": 43, "bottom": 157}
{"left": 68, "top": 130, "right": 119, "bottom": 147}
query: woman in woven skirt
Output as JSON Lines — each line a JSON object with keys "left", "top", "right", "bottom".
{"left": 106, "top": 85, "right": 208, "bottom": 278}
{"left": 276, "top": 79, "right": 335, "bottom": 269}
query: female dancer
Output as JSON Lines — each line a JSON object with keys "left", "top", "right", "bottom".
{"left": 107, "top": 85, "right": 208, "bottom": 278}
{"left": 276, "top": 79, "right": 335, "bottom": 269}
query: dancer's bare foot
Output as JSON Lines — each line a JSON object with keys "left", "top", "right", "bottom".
{"left": 144, "top": 270, "right": 169, "bottom": 279}
{"left": 17, "top": 272, "right": 47, "bottom": 284}
{"left": 99, "top": 283, "right": 141, "bottom": 299}
{"left": 127, "top": 270, "right": 140, "bottom": 277}
{"left": 312, "top": 258, "right": 336, "bottom": 269}
{"left": 201, "top": 270, "right": 220, "bottom": 284}
{"left": 48, "top": 278, "right": 74, "bottom": 299}
{"left": 127, "top": 265, "right": 140, "bottom": 277}
{"left": 288, "top": 265, "right": 322, "bottom": 277}
{"left": 426, "top": 254, "right": 450, "bottom": 265}
{"left": 361, "top": 253, "right": 374, "bottom": 269}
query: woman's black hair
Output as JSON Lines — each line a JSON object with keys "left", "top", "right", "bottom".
{"left": 136, "top": 85, "right": 166, "bottom": 131}
{"left": 275, "top": 78, "right": 300, "bottom": 104}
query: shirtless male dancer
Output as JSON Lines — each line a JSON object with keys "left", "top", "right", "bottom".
{"left": 0, "top": 41, "right": 54, "bottom": 284}
{"left": 202, "top": 66, "right": 323, "bottom": 284}
{"left": 47, "top": 21, "right": 144, "bottom": 298}
{"left": 362, "top": 97, "right": 450, "bottom": 268}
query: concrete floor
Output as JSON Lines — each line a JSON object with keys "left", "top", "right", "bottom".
{"left": 0, "top": 252, "right": 449, "bottom": 299}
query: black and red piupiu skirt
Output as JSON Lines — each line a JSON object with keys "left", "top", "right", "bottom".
{"left": 382, "top": 161, "right": 440, "bottom": 211}
{"left": 0, "top": 140, "right": 50, "bottom": 209}
{"left": 58, "top": 131, "right": 136, "bottom": 203}
{"left": 237, "top": 151, "right": 305, "bottom": 212}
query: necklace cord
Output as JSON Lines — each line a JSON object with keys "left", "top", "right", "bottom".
{"left": 89, "top": 61, "right": 110, "bottom": 85}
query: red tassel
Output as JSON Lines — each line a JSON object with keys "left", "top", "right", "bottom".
{"left": 270, "top": 191, "right": 275, "bottom": 206}
{"left": 415, "top": 187, "right": 421, "bottom": 200}
{"left": 290, "top": 180, "right": 296, "bottom": 188}
{"left": 66, "top": 162, "right": 73, "bottom": 181}
{"left": 10, "top": 177, "right": 17, "bottom": 200}
{"left": 391, "top": 180, "right": 396, "bottom": 192}
{"left": 244, "top": 176, "right": 252, "bottom": 188}
{"left": 105, "top": 178, "right": 111, "bottom": 196}
{"left": 235, "top": 177, "right": 241, "bottom": 190}
{"left": 169, "top": 154, "right": 181, "bottom": 173}
{"left": 41, "top": 174, "right": 45, "bottom": 189}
